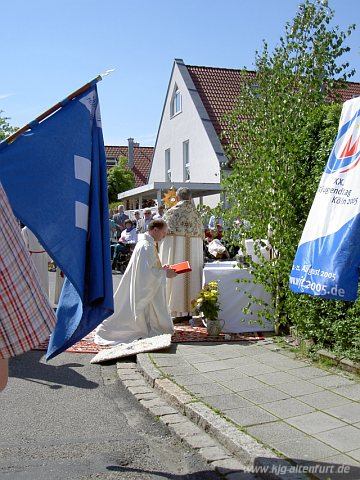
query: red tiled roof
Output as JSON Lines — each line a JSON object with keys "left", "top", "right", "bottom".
{"left": 105, "top": 145, "right": 153, "bottom": 187}
{"left": 186, "top": 65, "right": 256, "bottom": 142}
{"left": 186, "top": 64, "right": 360, "bottom": 144}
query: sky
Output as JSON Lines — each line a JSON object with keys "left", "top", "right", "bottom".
{"left": 1, "top": 0, "right": 359, "bottom": 147}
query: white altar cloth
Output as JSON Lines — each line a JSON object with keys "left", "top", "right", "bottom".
{"left": 203, "top": 262, "right": 274, "bottom": 333}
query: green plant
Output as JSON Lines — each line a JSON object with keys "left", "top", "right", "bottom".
{"left": 221, "top": 0, "right": 359, "bottom": 360}
{"left": 191, "top": 281, "right": 221, "bottom": 321}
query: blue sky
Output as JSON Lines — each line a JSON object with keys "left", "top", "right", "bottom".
{"left": 1, "top": 0, "right": 359, "bottom": 146}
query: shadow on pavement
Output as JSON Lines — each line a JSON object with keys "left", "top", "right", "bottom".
{"left": 106, "top": 465, "right": 219, "bottom": 479}
{"left": 9, "top": 350, "right": 98, "bottom": 390}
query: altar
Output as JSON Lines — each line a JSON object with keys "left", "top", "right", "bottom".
{"left": 203, "top": 262, "right": 274, "bottom": 333}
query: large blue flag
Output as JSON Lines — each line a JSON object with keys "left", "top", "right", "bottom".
{"left": 290, "top": 96, "right": 360, "bottom": 301}
{"left": 0, "top": 82, "right": 114, "bottom": 358}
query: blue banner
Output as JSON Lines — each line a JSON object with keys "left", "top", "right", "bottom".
{"left": 0, "top": 84, "right": 114, "bottom": 358}
{"left": 290, "top": 97, "right": 360, "bottom": 301}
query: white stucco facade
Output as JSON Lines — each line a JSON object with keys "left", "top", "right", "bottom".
{"left": 148, "top": 59, "right": 227, "bottom": 207}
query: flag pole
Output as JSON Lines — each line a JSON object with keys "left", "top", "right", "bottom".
{"left": 4, "top": 69, "right": 115, "bottom": 145}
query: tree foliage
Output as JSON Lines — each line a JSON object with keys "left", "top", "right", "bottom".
{"left": 0, "top": 111, "right": 17, "bottom": 141}
{"left": 107, "top": 156, "right": 135, "bottom": 203}
{"left": 222, "top": 0, "right": 358, "bottom": 359}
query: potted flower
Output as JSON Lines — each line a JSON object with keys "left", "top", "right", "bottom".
{"left": 191, "top": 281, "right": 223, "bottom": 336}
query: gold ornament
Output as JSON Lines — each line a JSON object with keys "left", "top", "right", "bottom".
{"left": 163, "top": 188, "right": 178, "bottom": 208}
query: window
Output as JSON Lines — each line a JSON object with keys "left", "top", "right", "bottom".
{"left": 183, "top": 140, "right": 190, "bottom": 181}
{"left": 165, "top": 149, "right": 171, "bottom": 182}
{"left": 170, "top": 86, "right": 182, "bottom": 117}
{"left": 106, "top": 157, "right": 117, "bottom": 167}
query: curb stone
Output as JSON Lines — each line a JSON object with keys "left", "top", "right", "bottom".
{"left": 124, "top": 354, "right": 308, "bottom": 480}
{"left": 117, "top": 359, "right": 250, "bottom": 478}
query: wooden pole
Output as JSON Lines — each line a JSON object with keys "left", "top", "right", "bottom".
{"left": 4, "top": 75, "right": 103, "bottom": 145}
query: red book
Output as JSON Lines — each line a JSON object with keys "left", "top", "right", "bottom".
{"left": 170, "top": 261, "right": 192, "bottom": 274}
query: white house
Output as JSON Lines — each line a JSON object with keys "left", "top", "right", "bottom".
{"left": 118, "top": 58, "right": 360, "bottom": 209}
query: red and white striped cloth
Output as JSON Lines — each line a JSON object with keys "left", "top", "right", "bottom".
{"left": 0, "top": 182, "right": 56, "bottom": 358}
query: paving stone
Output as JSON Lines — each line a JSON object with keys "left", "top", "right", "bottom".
{"left": 122, "top": 379, "right": 147, "bottom": 387}
{"left": 198, "top": 445, "right": 230, "bottom": 462}
{"left": 256, "top": 355, "right": 305, "bottom": 370}
{"left": 127, "top": 385, "right": 153, "bottom": 395}
{"left": 209, "top": 350, "right": 248, "bottom": 361}
{"left": 332, "top": 383, "right": 360, "bottom": 402}
{"left": 348, "top": 448, "right": 360, "bottom": 462}
{"left": 276, "top": 380, "right": 324, "bottom": 397}
{"left": 133, "top": 392, "right": 158, "bottom": 401}
{"left": 298, "top": 390, "right": 352, "bottom": 409}
{"left": 235, "top": 363, "right": 277, "bottom": 376}
{"left": 224, "top": 377, "right": 265, "bottom": 392}
{"left": 153, "top": 357, "right": 188, "bottom": 367}
{"left": 237, "top": 345, "right": 268, "bottom": 356}
{"left": 172, "top": 374, "right": 212, "bottom": 387}
{"left": 184, "top": 353, "right": 214, "bottom": 364}
{"left": 139, "top": 398, "right": 167, "bottom": 408}
{"left": 212, "top": 458, "right": 247, "bottom": 474}
{"left": 147, "top": 404, "right": 178, "bottom": 416}
{"left": 275, "top": 437, "right": 339, "bottom": 461}
{"left": 314, "top": 425, "right": 360, "bottom": 453}
{"left": 325, "top": 402, "right": 360, "bottom": 424}
{"left": 195, "top": 360, "right": 241, "bottom": 373}
{"left": 204, "top": 369, "right": 247, "bottom": 383}
{"left": 184, "top": 434, "right": 218, "bottom": 449}
{"left": 202, "top": 393, "right": 253, "bottom": 411}
{"left": 225, "top": 472, "right": 258, "bottom": 480}
{"left": 169, "top": 421, "right": 204, "bottom": 438}
{"left": 116, "top": 361, "right": 137, "bottom": 369}
{"left": 315, "top": 454, "right": 360, "bottom": 480}
{"left": 160, "top": 365, "right": 198, "bottom": 376}
{"left": 309, "top": 374, "right": 356, "bottom": 389}
{"left": 225, "top": 405, "right": 277, "bottom": 427}
{"left": 286, "top": 411, "right": 347, "bottom": 434}
{"left": 260, "top": 398, "right": 315, "bottom": 419}
{"left": 186, "top": 382, "right": 231, "bottom": 397}
{"left": 237, "top": 385, "right": 290, "bottom": 404}
{"left": 159, "top": 413, "right": 187, "bottom": 425}
{"left": 287, "top": 366, "right": 331, "bottom": 379}
{"left": 254, "top": 371, "right": 298, "bottom": 385}
{"left": 247, "top": 421, "right": 309, "bottom": 446}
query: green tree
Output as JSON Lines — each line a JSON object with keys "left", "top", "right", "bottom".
{"left": 107, "top": 156, "right": 135, "bottom": 203}
{"left": 222, "top": 1, "right": 358, "bottom": 357}
{"left": 0, "top": 111, "right": 17, "bottom": 141}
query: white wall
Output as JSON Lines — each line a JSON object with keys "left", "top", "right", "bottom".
{"left": 149, "top": 61, "right": 223, "bottom": 207}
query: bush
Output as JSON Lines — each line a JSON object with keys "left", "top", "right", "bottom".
{"left": 222, "top": 0, "right": 359, "bottom": 360}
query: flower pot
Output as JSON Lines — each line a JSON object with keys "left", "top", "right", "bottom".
{"left": 204, "top": 318, "right": 225, "bottom": 336}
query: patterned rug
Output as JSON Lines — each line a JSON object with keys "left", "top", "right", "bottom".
{"left": 34, "top": 322, "right": 265, "bottom": 355}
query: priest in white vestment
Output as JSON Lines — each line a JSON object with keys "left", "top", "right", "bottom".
{"left": 21, "top": 226, "right": 50, "bottom": 298}
{"left": 94, "top": 219, "right": 177, "bottom": 346}
{"left": 160, "top": 188, "right": 204, "bottom": 318}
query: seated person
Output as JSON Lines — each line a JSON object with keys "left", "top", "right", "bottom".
{"left": 112, "top": 219, "right": 137, "bottom": 262}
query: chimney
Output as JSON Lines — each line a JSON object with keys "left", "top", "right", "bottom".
{"left": 127, "top": 137, "right": 134, "bottom": 168}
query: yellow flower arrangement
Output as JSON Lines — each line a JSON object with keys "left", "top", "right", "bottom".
{"left": 191, "top": 281, "right": 221, "bottom": 321}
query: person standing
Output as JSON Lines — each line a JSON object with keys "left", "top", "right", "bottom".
{"left": 137, "top": 208, "right": 153, "bottom": 233}
{"left": 94, "top": 219, "right": 177, "bottom": 346}
{"left": 112, "top": 205, "right": 129, "bottom": 236}
{"left": 153, "top": 205, "right": 165, "bottom": 219}
{"left": 160, "top": 187, "right": 204, "bottom": 319}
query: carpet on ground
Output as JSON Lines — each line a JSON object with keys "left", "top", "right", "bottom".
{"left": 33, "top": 321, "right": 265, "bottom": 354}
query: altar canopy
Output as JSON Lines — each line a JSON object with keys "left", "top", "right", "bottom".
{"left": 290, "top": 97, "right": 360, "bottom": 301}
{"left": 0, "top": 81, "right": 114, "bottom": 359}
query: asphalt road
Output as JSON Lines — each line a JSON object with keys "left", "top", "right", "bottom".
{"left": 0, "top": 351, "right": 220, "bottom": 480}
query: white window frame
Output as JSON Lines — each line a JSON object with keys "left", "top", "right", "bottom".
{"left": 183, "top": 140, "right": 190, "bottom": 182}
{"left": 170, "top": 86, "right": 182, "bottom": 118}
{"left": 165, "top": 148, "right": 171, "bottom": 182}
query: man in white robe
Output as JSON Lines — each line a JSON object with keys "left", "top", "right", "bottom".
{"left": 21, "top": 226, "right": 50, "bottom": 299}
{"left": 94, "top": 219, "right": 177, "bottom": 346}
{"left": 160, "top": 188, "right": 204, "bottom": 318}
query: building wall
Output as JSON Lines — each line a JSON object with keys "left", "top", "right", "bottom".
{"left": 148, "top": 61, "right": 222, "bottom": 207}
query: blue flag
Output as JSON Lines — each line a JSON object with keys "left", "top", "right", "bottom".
{"left": 0, "top": 83, "right": 114, "bottom": 358}
{"left": 290, "top": 97, "right": 360, "bottom": 301}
